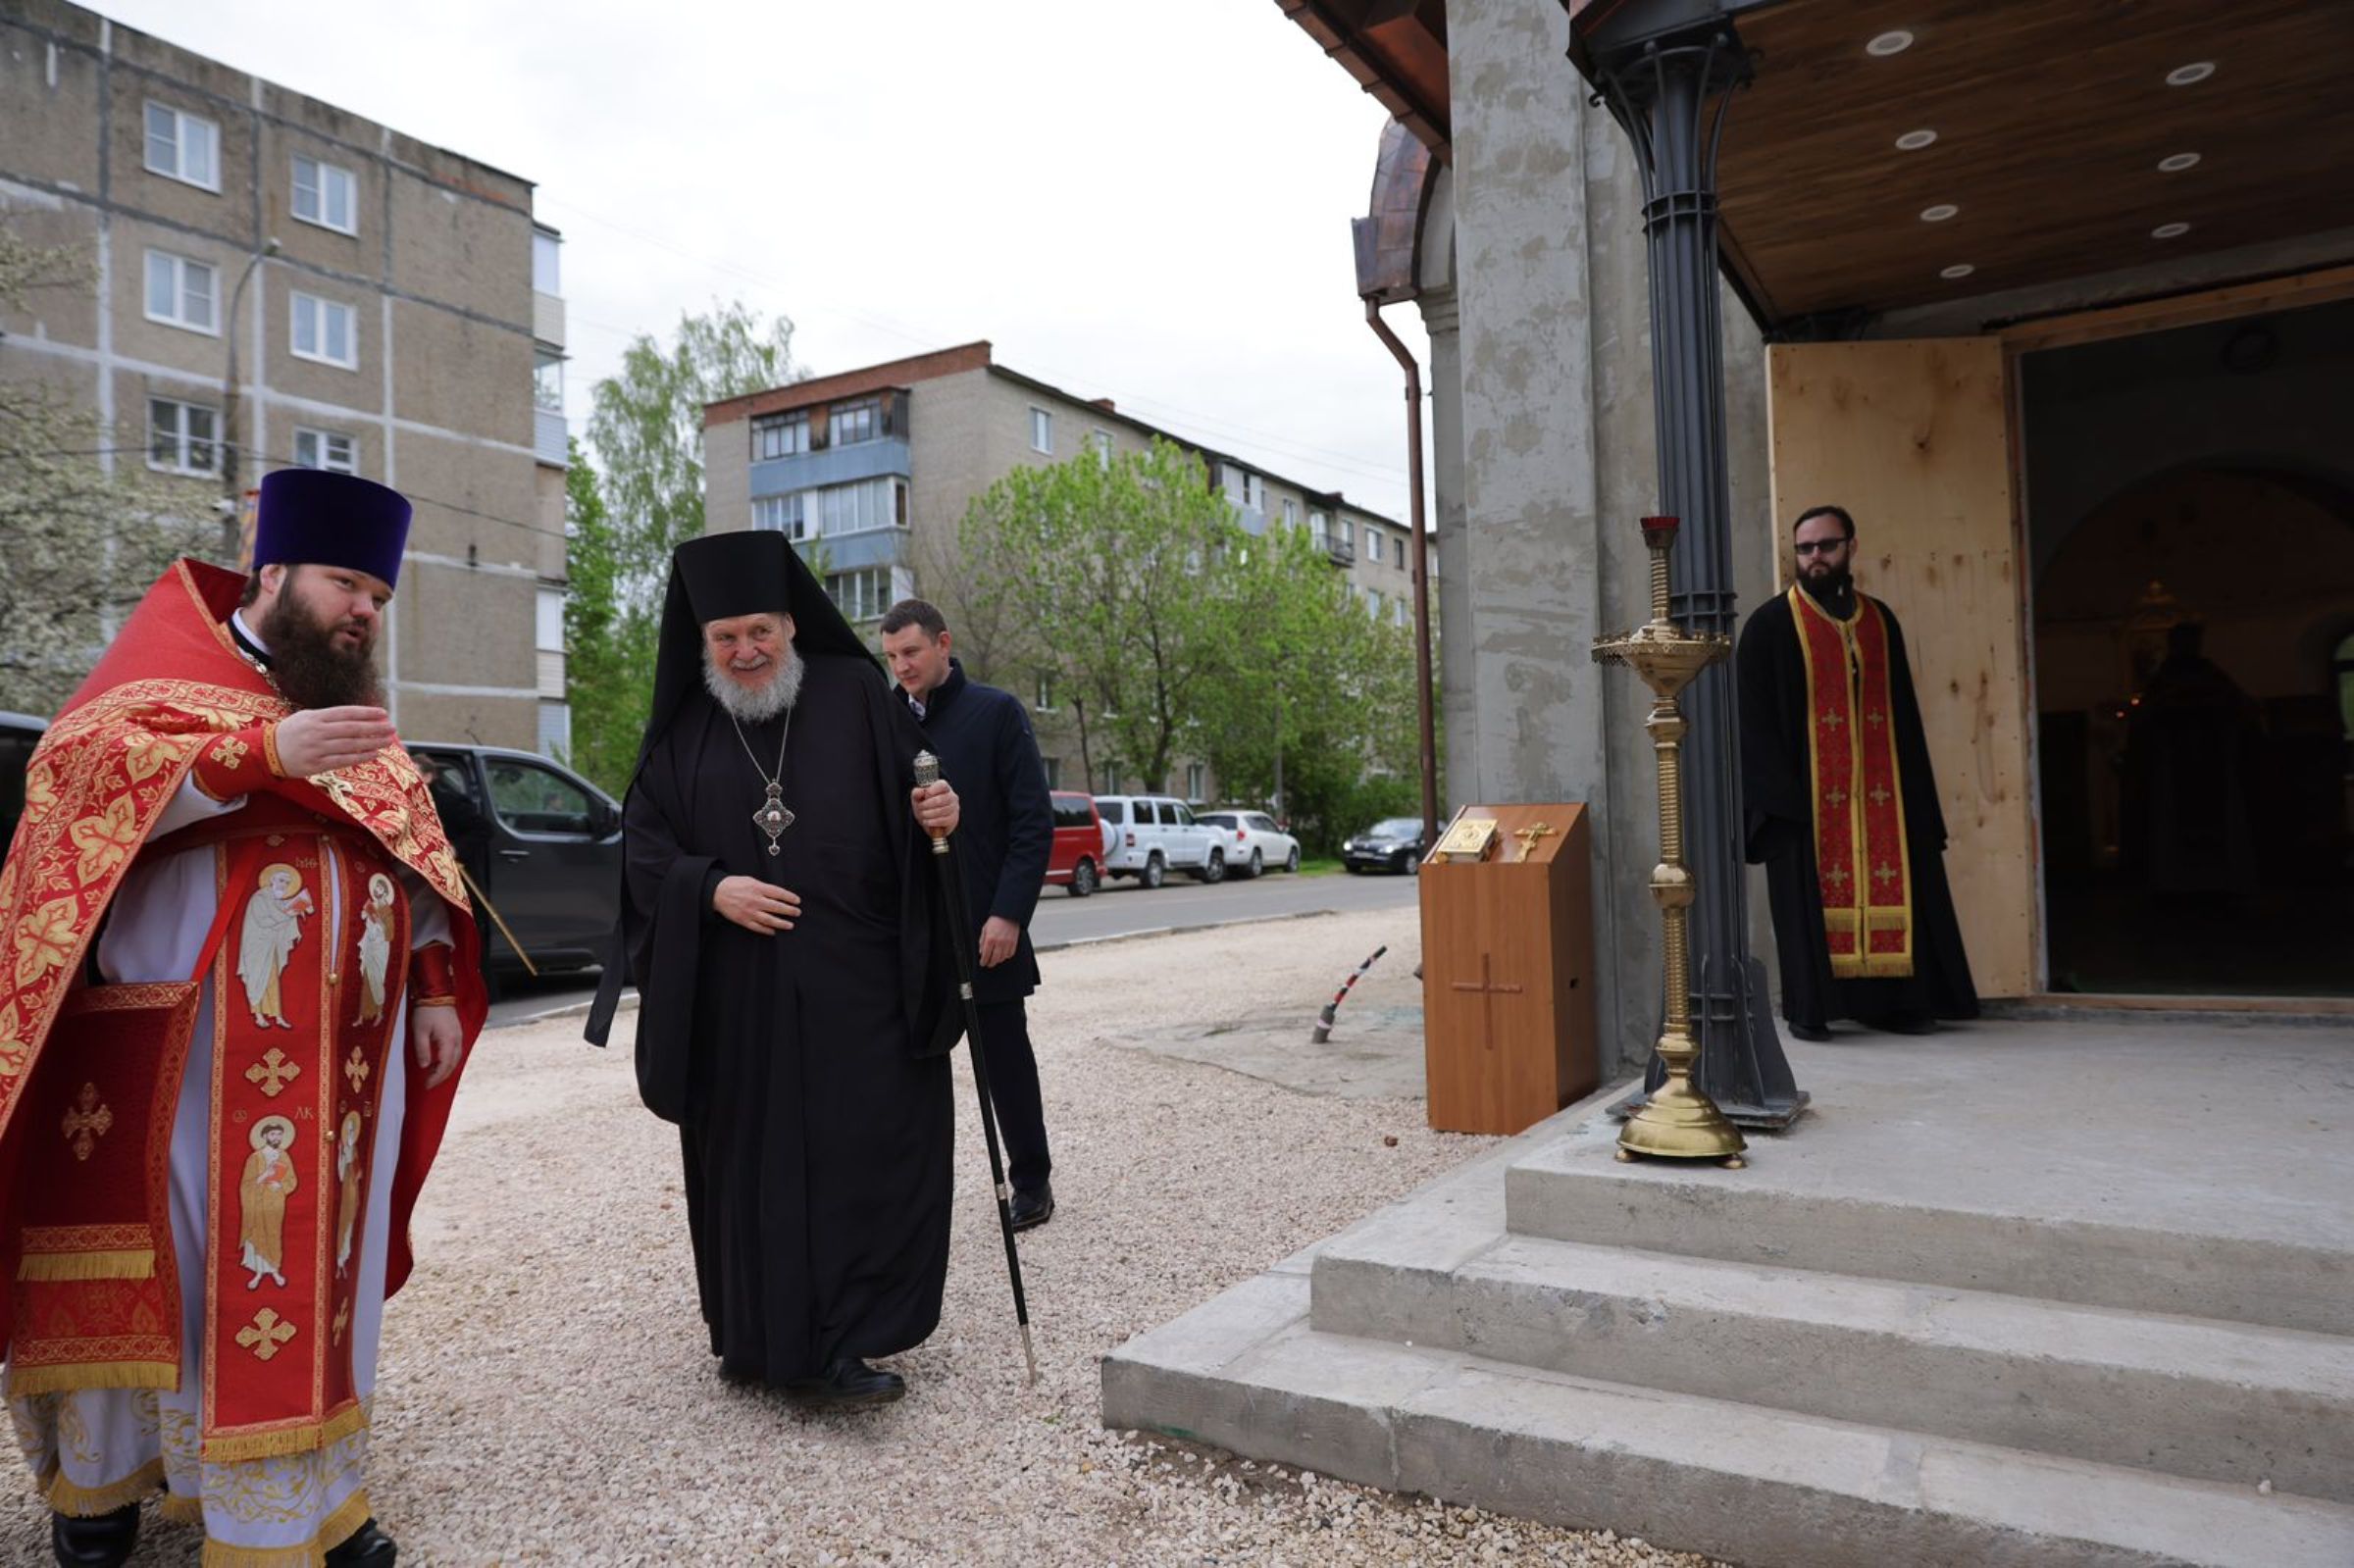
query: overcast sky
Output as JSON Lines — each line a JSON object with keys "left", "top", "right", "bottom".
{"left": 101, "top": 0, "right": 1428, "bottom": 521}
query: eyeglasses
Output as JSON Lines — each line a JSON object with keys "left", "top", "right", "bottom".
{"left": 1793, "top": 538, "right": 1849, "bottom": 556}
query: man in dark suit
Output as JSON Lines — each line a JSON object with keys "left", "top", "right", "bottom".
{"left": 880, "top": 598, "right": 1058, "bottom": 1229}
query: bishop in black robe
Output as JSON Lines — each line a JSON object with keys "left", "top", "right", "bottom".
{"left": 1737, "top": 557, "right": 1978, "bottom": 1038}
{"left": 588, "top": 532, "right": 961, "bottom": 1403}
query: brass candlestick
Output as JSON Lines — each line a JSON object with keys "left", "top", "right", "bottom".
{"left": 1593, "top": 516, "right": 1747, "bottom": 1168}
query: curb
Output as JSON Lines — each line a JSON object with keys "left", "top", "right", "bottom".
{"left": 1034, "top": 906, "right": 1346, "bottom": 955}
{"left": 488, "top": 990, "right": 638, "bottom": 1031}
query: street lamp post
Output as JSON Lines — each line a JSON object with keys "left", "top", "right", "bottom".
{"left": 218, "top": 237, "right": 280, "bottom": 561}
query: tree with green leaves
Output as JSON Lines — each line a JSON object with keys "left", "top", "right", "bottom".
{"left": 0, "top": 228, "right": 215, "bottom": 715}
{"left": 564, "top": 303, "right": 800, "bottom": 790}
{"left": 957, "top": 438, "right": 1247, "bottom": 791}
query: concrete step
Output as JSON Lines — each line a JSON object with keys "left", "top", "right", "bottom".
{"left": 1101, "top": 1273, "right": 2354, "bottom": 1568}
{"left": 1505, "top": 1114, "right": 2354, "bottom": 1337}
{"left": 1310, "top": 1231, "right": 2354, "bottom": 1503}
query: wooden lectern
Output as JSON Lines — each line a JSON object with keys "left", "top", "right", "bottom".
{"left": 1418, "top": 803, "right": 1598, "bottom": 1136}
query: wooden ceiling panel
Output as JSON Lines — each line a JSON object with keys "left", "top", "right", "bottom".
{"left": 1713, "top": 0, "right": 2354, "bottom": 323}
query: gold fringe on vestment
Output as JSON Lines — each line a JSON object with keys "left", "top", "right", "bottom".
{"left": 197, "top": 1398, "right": 368, "bottom": 1463}
{"left": 45, "top": 1456, "right": 166, "bottom": 1516}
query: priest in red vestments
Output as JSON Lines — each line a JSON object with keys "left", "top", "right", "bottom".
{"left": 0, "top": 470, "right": 486, "bottom": 1568}
{"left": 1737, "top": 504, "right": 1977, "bottom": 1040}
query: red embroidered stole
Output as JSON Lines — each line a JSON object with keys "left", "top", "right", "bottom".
{"left": 202, "top": 825, "right": 405, "bottom": 1460}
{"left": 1788, "top": 586, "right": 1915, "bottom": 979}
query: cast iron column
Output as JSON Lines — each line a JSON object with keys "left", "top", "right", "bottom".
{"left": 1590, "top": 25, "right": 1804, "bottom": 1125}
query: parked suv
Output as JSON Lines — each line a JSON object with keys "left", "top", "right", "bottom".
{"left": 1195, "top": 809, "right": 1302, "bottom": 879}
{"left": 1094, "top": 793, "right": 1226, "bottom": 886}
{"left": 408, "top": 744, "right": 623, "bottom": 978}
{"left": 1342, "top": 816, "right": 1430, "bottom": 875}
{"left": 1045, "top": 790, "right": 1106, "bottom": 897}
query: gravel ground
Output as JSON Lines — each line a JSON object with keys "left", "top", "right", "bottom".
{"left": 5, "top": 908, "right": 1719, "bottom": 1567}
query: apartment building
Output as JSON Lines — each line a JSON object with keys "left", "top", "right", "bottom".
{"left": 0, "top": 0, "right": 569, "bottom": 753}
{"left": 703, "top": 341, "right": 1427, "bottom": 795}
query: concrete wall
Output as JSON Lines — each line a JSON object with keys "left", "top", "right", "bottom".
{"left": 0, "top": 0, "right": 556, "bottom": 750}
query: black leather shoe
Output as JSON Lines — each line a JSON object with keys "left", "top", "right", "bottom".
{"left": 51, "top": 1504, "right": 139, "bottom": 1568}
{"left": 1009, "top": 1184, "right": 1055, "bottom": 1232}
{"left": 325, "top": 1517, "right": 396, "bottom": 1565}
{"left": 786, "top": 1357, "right": 906, "bottom": 1407}
{"left": 1787, "top": 1022, "right": 1832, "bottom": 1042}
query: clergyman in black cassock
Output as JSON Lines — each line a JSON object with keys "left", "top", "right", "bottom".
{"left": 586, "top": 531, "right": 961, "bottom": 1404}
{"left": 1736, "top": 505, "right": 1978, "bottom": 1039}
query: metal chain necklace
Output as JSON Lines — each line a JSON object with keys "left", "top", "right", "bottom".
{"left": 729, "top": 709, "right": 795, "bottom": 855}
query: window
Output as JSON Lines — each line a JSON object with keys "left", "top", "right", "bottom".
{"left": 1035, "top": 673, "right": 1054, "bottom": 711}
{"left": 1186, "top": 763, "right": 1204, "bottom": 801}
{"left": 143, "top": 102, "right": 219, "bottom": 190}
{"left": 486, "top": 758, "right": 596, "bottom": 837}
{"left": 815, "top": 476, "right": 899, "bottom": 535}
{"left": 1029, "top": 407, "right": 1052, "bottom": 454}
{"left": 1395, "top": 533, "right": 1408, "bottom": 568}
{"left": 1243, "top": 473, "right": 1265, "bottom": 510}
{"left": 1043, "top": 757, "right": 1062, "bottom": 790}
{"left": 534, "top": 350, "right": 564, "bottom": 413}
{"left": 1098, "top": 797, "right": 1125, "bottom": 824}
{"left": 826, "top": 566, "right": 893, "bottom": 622}
{"left": 147, "top": 397, "right": 217, "bottom": 475}
{"left": 1341, "top": 519, "right": 1356, "bottom": 555}
{"left": 142, "top": 249, "right": 217, "bottom": 333}
{"left": 1092, "top": 429, "right": 1113, "bottom": 470}
{"left": 753, "top": 411, "right": 809, "bottom": 460}
{"left": 292, "top": 428, "right": 356, "bottom": 474}
{"left": 1365, "top": 528, "right": 1384, "bottom": 562}
{"left": 831, "top": 398, "right": 879, "bottom": 446}
{"left": 1396, "top": 598, "right": 1409, "bottom": 628}
{"left": 1368, "top": 589, "right": 1386, "bottom": 620}
{"left": 290, "top": 291, "right": 357, "bottom": 368}
{"left": 1250, "top": 814, "right": 1279, "bottom": 834}
{"left": 532, "top": 228, "right": 561, "bottom": 294}
{"left": 1309, "top": 510, "right": 1330, "bottom": 547}
{"left": 291, "top": 155, "right": 357, "bottom": 234}
{"left": 750, "top": 493, "right": 808, "bottom": 540}
{"left": 1157, "top": 801, "right": 1182, "bottom": 827}
{"left": 1282, "top": 497, "right": 1298, "bottom": 528}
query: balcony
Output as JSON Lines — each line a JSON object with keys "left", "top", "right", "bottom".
{"left": 534, "top": 405, "right": 568, "bottom": 467}
{"left": 751, "top": 435, "right": 910, "bottom": 492}
{"left": 534, "top": 290, "right": 564, "bottom": 350}
{"left": 1315, "top": 536, "right": 1356, "bottom": 567}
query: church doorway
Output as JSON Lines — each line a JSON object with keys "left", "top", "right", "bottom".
{"left": 2021, "top": 299, "right": 2354, "bottom": 997}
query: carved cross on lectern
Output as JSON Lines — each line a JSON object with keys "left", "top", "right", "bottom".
{"left": 1450, "top": 954, "right": 1525, "bottom": 1050}
{"left": 1512, "top": 821, "right": 1558, "bottom": 857}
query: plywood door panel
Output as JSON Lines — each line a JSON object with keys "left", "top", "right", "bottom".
{"left": 1765, "top": 338, "right": 2035, "bottom": 996}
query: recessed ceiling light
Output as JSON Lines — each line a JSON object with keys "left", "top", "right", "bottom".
{"left": 1920, "top": 203, "right": 1960, "bottom": 222}
{"left": 1940, "top": 264, "right": 1975, "bottom": 279}
{"left": 1895, "top": 129, "right": 1938, "bottom": 151}
{"left": 2166, "top": 62, "right": 2216, "bottom": 86}
{"left": 2152, "top": 222, "right": 2191, "bottom": 239}
{"left": 1866, "top": 30, "right": 1915, "bottom": 57}
{"left": 2158, "top": 152, "right": 2202, "bottom": 173}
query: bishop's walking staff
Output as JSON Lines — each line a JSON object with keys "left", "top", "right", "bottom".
{"left": 913, "top": 749, "right": 1041, "bottom": 1386}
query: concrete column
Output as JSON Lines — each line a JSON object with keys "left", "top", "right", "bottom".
{"left": 1416, "top": 288, "right": 1476, "bottom": 815}
{"left": 1447, "top": 0, "right": 1621, "bottom": 1048}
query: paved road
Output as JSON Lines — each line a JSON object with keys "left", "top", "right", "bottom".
{"left": 483, "top": 868, "right": 1422, "bottom": 1028}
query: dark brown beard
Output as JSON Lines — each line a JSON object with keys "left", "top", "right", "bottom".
{"left": 259, "top": 589, "right": 384, "bottom": 710}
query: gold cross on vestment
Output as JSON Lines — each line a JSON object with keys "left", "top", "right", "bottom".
{"left": 333, "top": 1300, "right": 351, "bottom": 1346}
{"left": 1826, "top": 865, "right": 1851, "bottom": 890}
{"left": 1824, "top": 786, "right": 1848, "bottom": 808}
{"left": 62, "top": 1083, "right": 113, "bottom": 1161}
{"left": 1873, "top": 862, "right": 1899, "bottom": 887}
{"left": 344, "top": 1047, "right": 370, "bottom": 1097}
{"left": 1821, "top": 710, "right": 1845, "bottom": 730}
{"left": 1867, "top": 709, "right": 1885, "bottom": 729}
{"left": 1868, "top": 784, "right": 1891, "bottom": 808}
{"left": 1512, "top": 822, "right": 1557, "bottom": 856}
{"left": 236, "top": 1310, "right": 297, "bottom": 1361}
{"left": 246, "top": 1048, "right": 300, "bottom": 1098}
{"left": 1449, "top": 954, "right": 1526, "bottom": 1051}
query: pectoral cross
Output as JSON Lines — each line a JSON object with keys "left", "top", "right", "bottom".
{"left": 1512, "top": 822, "right": 1557, "bottom": 857}
{"left": 1450, "top": 955, "right": 1525, "bottom": 1051}
{"left": 753, "top": 786, "right": 795, "bottom": 856}
{"left": 246, "top": 1048, "right": 301, "bottom": 1098}
{"left": 236, "top": 1309, "right": 297, "bottom": 1362}
{"left": 62, "top": 1083, "right": 113, "bottom": 1162}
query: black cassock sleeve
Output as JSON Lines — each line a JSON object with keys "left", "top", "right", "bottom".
{"left": 610, "top": 752, "right": 718, "bottom": 1124}
{"left": 989, "top": 697, "right": 1053, "bottom": 930}
{"left": 1736, "top": 596, "right": 1811, "bottom": 864}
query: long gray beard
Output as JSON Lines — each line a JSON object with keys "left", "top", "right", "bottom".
{"left": 702, "top": 645, "right": 803, "bottom": 724}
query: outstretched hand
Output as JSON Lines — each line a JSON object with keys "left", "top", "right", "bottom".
{"left": 276, "top": 706, "right": 395, "bottom": 777}
{"left": 714, "top": 876, "right": 800, "bottom": 936}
